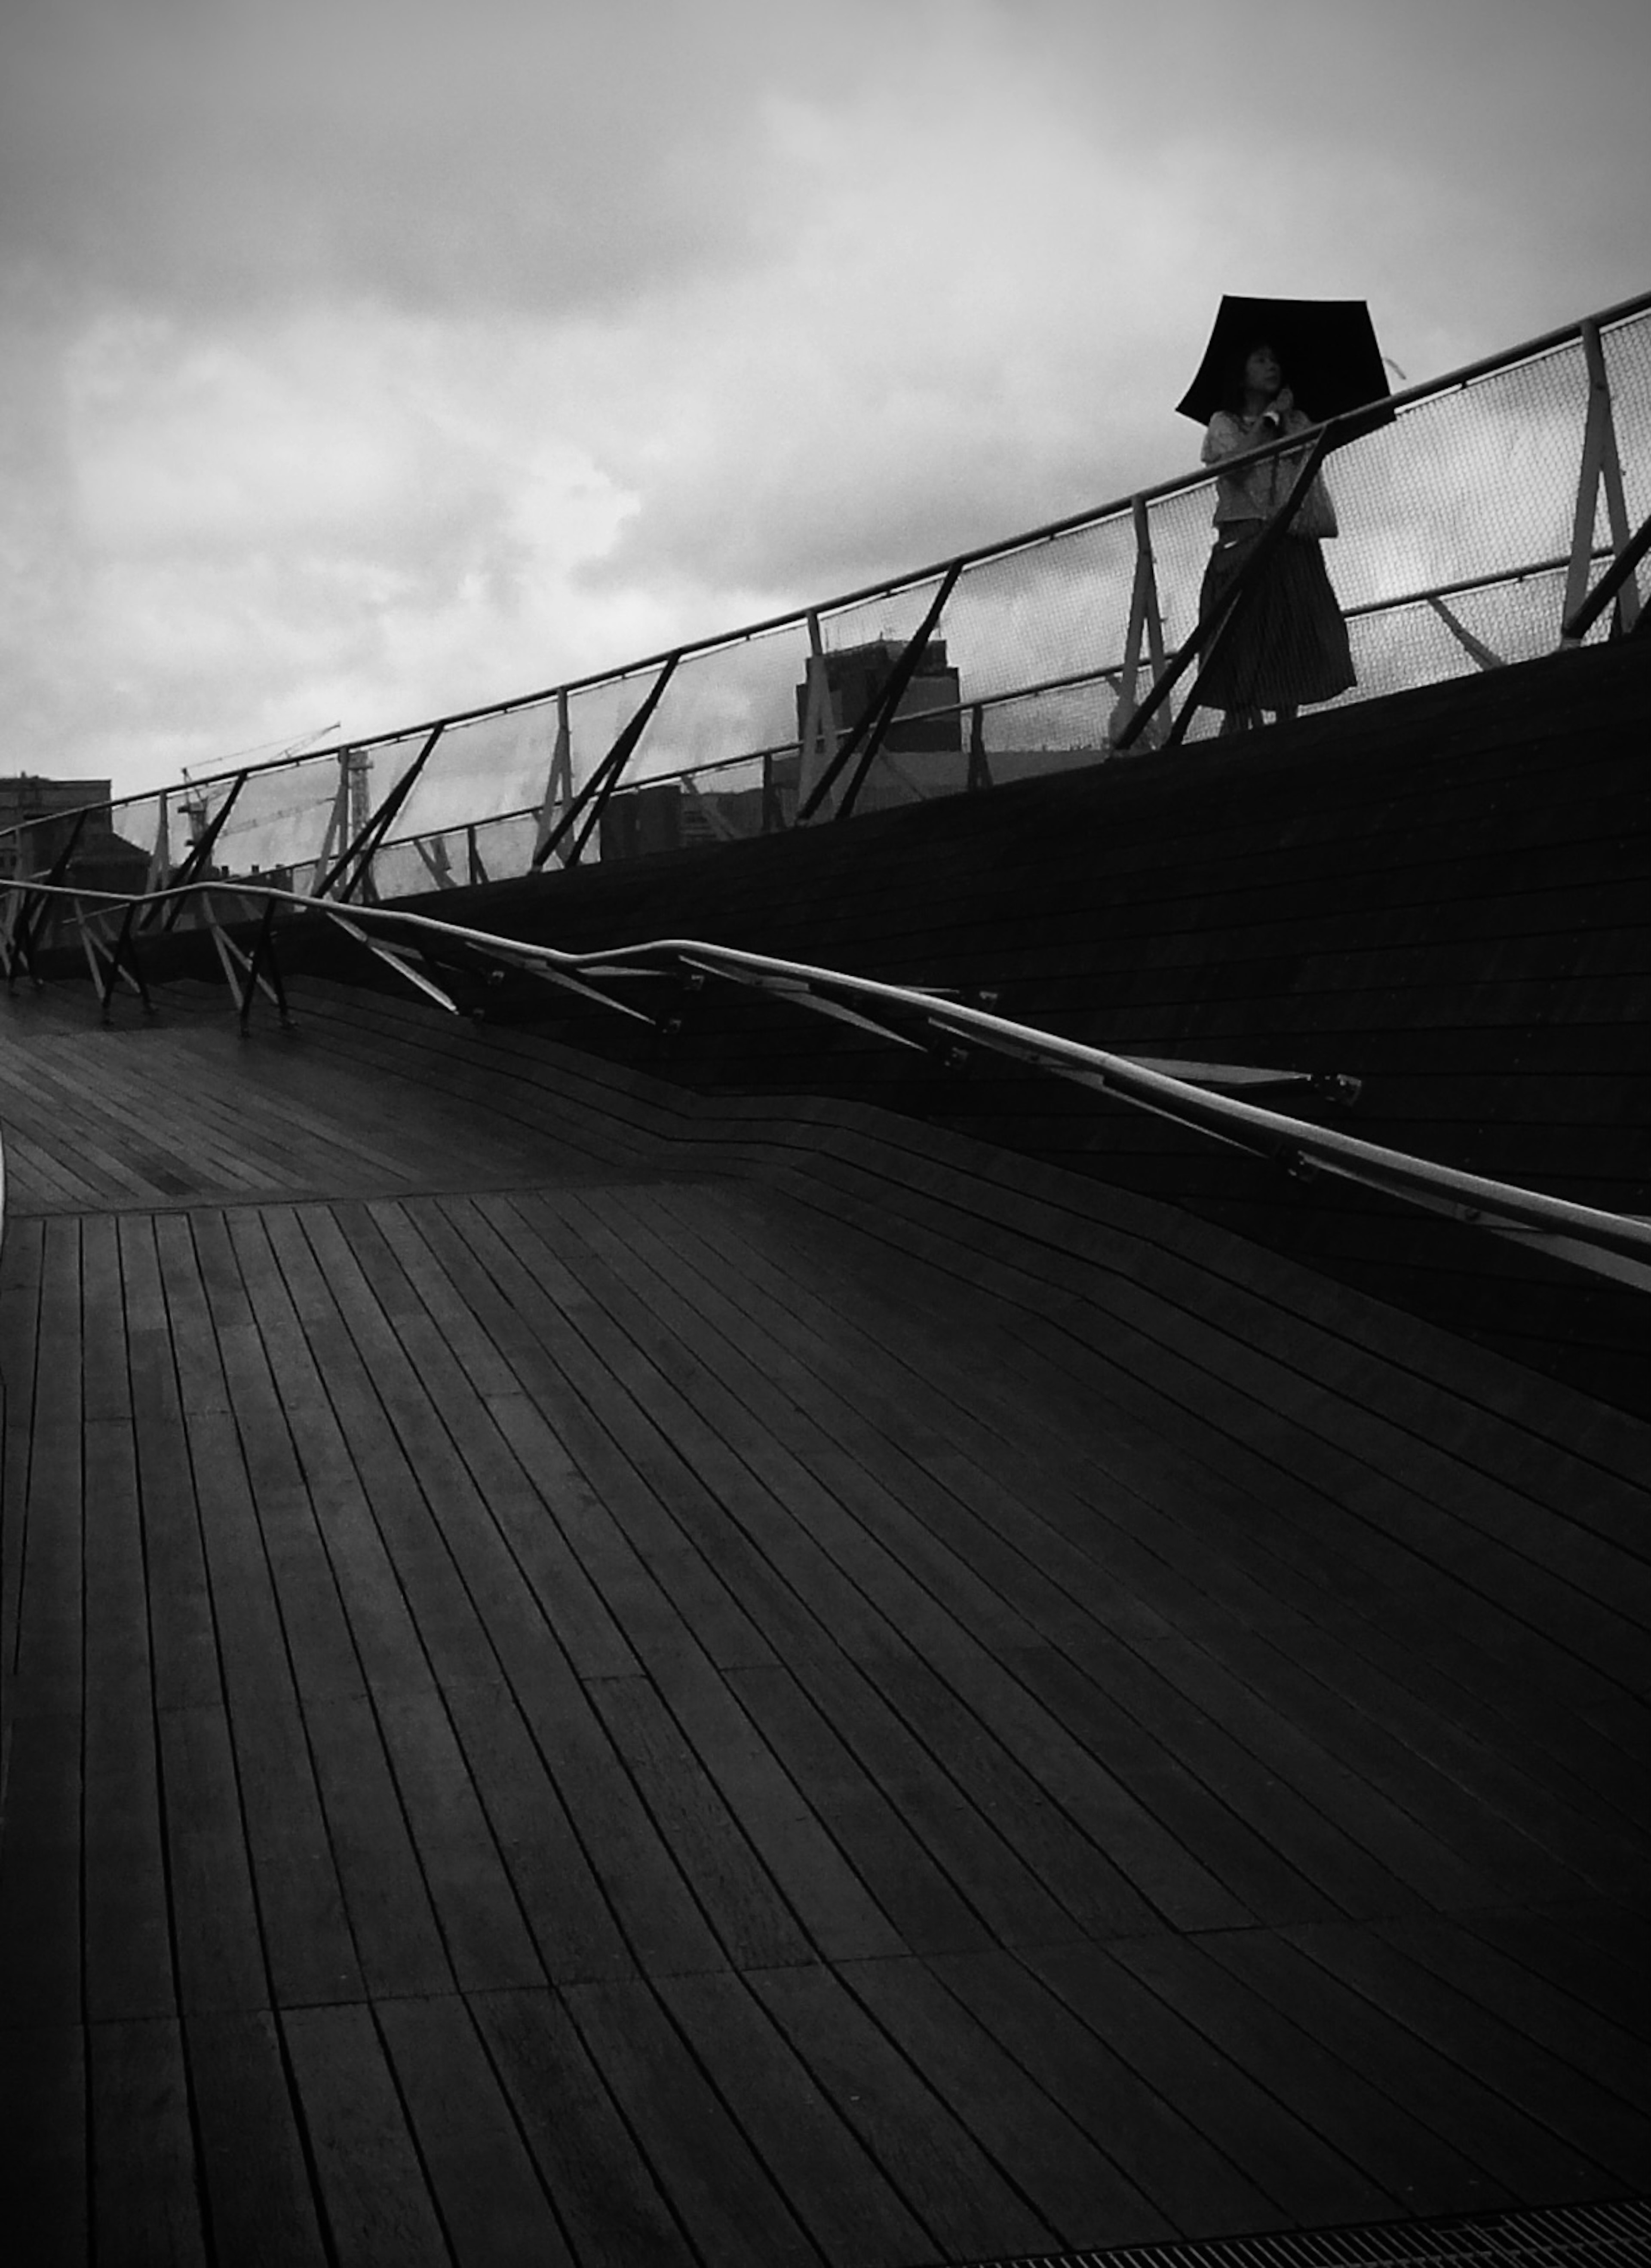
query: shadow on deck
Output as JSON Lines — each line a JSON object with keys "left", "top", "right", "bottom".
{"left": 1, "top": 975, "right": 1647, "bottom": 2265}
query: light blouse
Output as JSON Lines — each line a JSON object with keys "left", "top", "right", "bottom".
{"left": 1202, "top": 405, "right": 1325, "bottom": 529}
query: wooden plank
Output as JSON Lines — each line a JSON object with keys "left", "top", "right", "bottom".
{"left": 1108, "top": 1931, "right": 1513, "bottom": 2217}
{"left": 564, "top": 1976, "right": 822, "bottom": 2268}
{"left": 153, "top": 1211, "right": 233, "bottom": 1415}
{"left": 776, "top": 1646, "right": 1114, "bottom": 1952}
{"left": 485, "top": 1192, "right": 1237, "bottom": 1935}
{"left": 1373, "top": 1913, "right": 1651, "bottom": 2108}
{"left": 1202, "top": 1926, "right": 1623, "bottom": 2203}
{"left": 255, "top": 1208, "right": 515, "bottom": 1695}
{"left": 373, "top": 1686, "right": 546, "bottom": 1993}
{"left": 441, "top": 1675, "right": 636, "bottom": 1986}
{"left": 303, "top": 1692, "right": 455, "bottom": 2000}
{"left": 1106, "top": 1633, "right": 1504, "bottom": 1913}
{"left": 641, "top": 1651, "right": 908, "bottom": 1965}
{"left": 281, "top": 2002, "right": 451, "bottom": 2266}
{"left": 658, "top": 1967, "right": 937, "bottom": 2267}
{"left": 0, "top": 1710, "right": 82, "bottom": 2026}
{"left": 12, "top": 1214, "right": 83, "bottom": 1720}
{"left": 684, "top": 1174, "right": 1641, "bottom": 1816}
{"left": 89, "top": 2018, "right": 209, "bottom": 2266}
{"left": 583, "top": 1672, "right": 816, "bottom": 1971}
{"left": 492, "top": 1638, "right": 730, "bottom": 1979}
{"left": 1022, "top": 1935, "right": 1397, "bottom": 2226}
{"left": 0, "top": 1215, "right": 43, "bottom": 1678}
{"left": 724, "top": 1660, "right": 1012, "bottom": 1956}
{"left": 435, "top": 1191, "right": 807, "bottom": 1671}
{"left": 187, "top": 2010, "right": 331, "bottom": 2265}
{"left": 841, "top": 1952, "right": 1172, "bottom": 2247}
{"left": 292, "top": 1203, "right": 647, "bottom": 1689}
{"left": 210, "top": 1316, "right": 366, "bottom": 1708}
{"left": 377, "top": 1992, "right": 577, "bottom": 2267}
{"left": 1462, "top": 1903, "right": 1651, "bottom": 2043}
{"left": 470, "top": 1986, "right": 694, "bottom": 2268}
{"left": 749, "top": 1959, "right": 1059, "bottom": 2263}
{"left": 184, "top": 1409, "right": 362, "bottom": 2007}
{"left": 1194, "top": 1621, "right": 1627, "bottom": 1904}
{"left": 158, "top": 1703, "right": 270, "bottom": 2015}
{"left": 988, "top": 1640, "right": 1342, "bottom": 1928}
{"left": 924, "top": 1944, "right": 1283, "bottom": 2238}
{"left": 1281, "top": 1920, "right": 1651, "bottom": 2188}
{"left": 761, "top": 1147, "right": 1646, "bottom": 1771}
{"left": 83, "top": 1414, "right": 175, "bottom": 2023}
{"left": 332, "top": 1201, "right": 640, "bottom": 1680}
{"left": 0, "top": 2024, "right": 86, "bottom": 2265}
{"left": 860, "top": 1651, "right": 1209, "bottom": 1937}
{"left": 118, "top": 1214, "right": 220, "bottom": 1715}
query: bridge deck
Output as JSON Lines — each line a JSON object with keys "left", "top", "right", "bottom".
{"left": 1, "top": 979, "right": 1647, "bottom": 2265}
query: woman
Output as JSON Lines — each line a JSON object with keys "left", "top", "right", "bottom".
{"left": 1196, "top": 342, "right": 1356, "bottom": 734}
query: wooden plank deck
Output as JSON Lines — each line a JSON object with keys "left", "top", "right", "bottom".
{"left": 1, "top": 978, "right": 1648, "bottom": 2265}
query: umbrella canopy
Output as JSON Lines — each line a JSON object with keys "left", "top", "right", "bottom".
{"left": 1176, "top": 296, "right": 1394, "bottom": 432}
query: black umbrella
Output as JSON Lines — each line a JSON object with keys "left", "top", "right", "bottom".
{"left": 1176, "top": 295, "right": 1394, "bottom": 433}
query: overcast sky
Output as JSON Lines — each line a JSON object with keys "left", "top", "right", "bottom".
{"left": 3, "top": 0, "right": 1647, "bottom": 797}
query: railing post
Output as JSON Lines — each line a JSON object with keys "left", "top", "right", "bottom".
{"left": 800, "top": 562, "right": 964, "bottom": 824}
{"left": 1108, "top": 497, "right": 1168, "bottom": 751}
{"left": 153, "top": 771, "right": 249, "bottom": 930}
{"left": 533, "top": 690, "right": 574, "bottom": 866}
{"left": 794, "top": 613, "right": 840, "bottom": 824}
{"left": 313, "top": 750, "right": 356, "bottom": 891}
{"left": 414, "top": 837, "right": 455, "bottom": 889}
{"left": 1563, "top": 318, "right": 1640, "bottom": 641}
{"left": 534, "top": 654, "right": 681, "bottom": 868}
{"left": 317, "top": 728, "right": 442, "bottom": 902}
{"left": 146, "top": 791, "right": 172, "bottom": 893}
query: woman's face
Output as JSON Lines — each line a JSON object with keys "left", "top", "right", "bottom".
{"left": 1244, "top": 345, "right": 1283, "bottom": 397}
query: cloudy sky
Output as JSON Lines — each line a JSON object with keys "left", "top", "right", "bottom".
{"left": 3, "top": 0, "right": 1647, "bottom": 798}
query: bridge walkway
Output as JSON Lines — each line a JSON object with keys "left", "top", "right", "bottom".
{"left": 1, "top": 977, "right": 1647, "bottom": 2265}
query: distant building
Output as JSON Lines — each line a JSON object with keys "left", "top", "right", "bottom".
{"left": 0, "top": 774, "right": 151, "bottom": 894}
{"left": 794, "top": 637, "right": 963, "bottom": 759}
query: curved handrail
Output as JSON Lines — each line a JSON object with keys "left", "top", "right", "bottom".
{"left": 6, "top": 875, "right": 1649, "bottom": 1295}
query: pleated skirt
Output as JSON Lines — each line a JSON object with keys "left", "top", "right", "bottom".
{"left": 1196, "top": 528, "right": 1357, "bottom": 711}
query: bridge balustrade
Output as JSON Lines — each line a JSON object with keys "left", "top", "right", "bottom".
{"left": 4, "top": 291, "right": 1647, "bottom": 924}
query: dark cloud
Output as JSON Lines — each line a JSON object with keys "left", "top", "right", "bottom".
{"left": 1, "top": 0, "right": 828, "bottom": 316}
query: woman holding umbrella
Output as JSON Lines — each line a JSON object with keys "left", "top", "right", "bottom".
{"left": 1194, "top": 337, "right": 1356, "bottom": 733}
{"left": 1176, "top": 297, "right": 1391, "bottom": 736}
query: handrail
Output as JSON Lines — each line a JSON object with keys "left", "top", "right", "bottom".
{"left": 6, "top": 286, "right": 1649, "bottom": 860}
{"left": 7, "top": 875, "right": 1650, "bottom": 1295}
{"left": 175, "top": 543, "right": 1613, "bottom": 894}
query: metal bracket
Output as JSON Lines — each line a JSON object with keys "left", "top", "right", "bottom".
{"left": 1563, "top": 318, "right": 1640, "bottom": 641}
{"left": 77, "top": 901, "right": 155, "bottom": 1022}
{"left": 534, "top": 656, "right": 681, "bottom": 870}
{"left": 1424, "top": 595, "right": 1503, "bottom": 671}
{"left": 207, "top": 898, "right": 292, "bottom": 1032}
{"left": 676, "top": 954, "right": 930, "bottom": 1049}
{"left": 323, "top": 910, "right": 461, "bottom": 1014}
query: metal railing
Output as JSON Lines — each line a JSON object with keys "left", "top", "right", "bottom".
{"left": 4, "top": 874, "right": 1648, "bottom": 1300}
{"left": 4, "top": 290, "right": 1648, "bottom": 906}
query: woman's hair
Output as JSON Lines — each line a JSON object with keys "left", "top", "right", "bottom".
{"left": 1218, "top": 340, "right": 1289, "bottom": 417}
